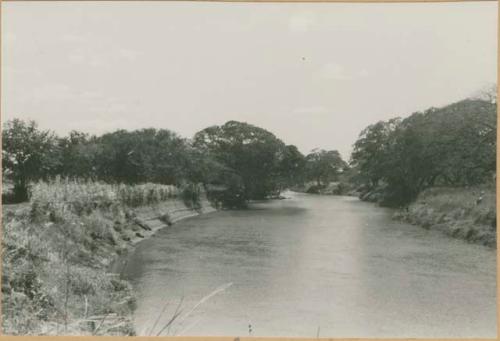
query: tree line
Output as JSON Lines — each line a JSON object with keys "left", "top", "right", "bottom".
{"left": 3, "top": 95, "right": 495, "bottom": 208}
{"left": 349, "top": 98, "right": 496, "bottom": 206}
{"left": 2, "top": 119, "right": 347, "bottom": 207}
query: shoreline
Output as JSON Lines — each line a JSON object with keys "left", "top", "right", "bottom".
{"left": 108, "top": 196, "right": 217, "bottom": 334}
{"left": 109, "top": 197, "right": 217, "bottom": 274}
{"left": 105, "top": 196, "right": 217, "bottom": 335}
{"left": 2, "top": 191, "right": 217, "bottom": 336}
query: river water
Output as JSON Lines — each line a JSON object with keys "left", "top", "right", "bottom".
{"left": 120, "top": 192, "right": 497, "bottom": 338}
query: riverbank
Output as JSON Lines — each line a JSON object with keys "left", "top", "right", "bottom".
{"left": 2, "top": 180, "right": 215, "bottom": 335}
{"left": 109, "top": 195, "right": 216, "bottom": 273}
{"left": 393, "top": 186, "right": 496, "bottom": 248}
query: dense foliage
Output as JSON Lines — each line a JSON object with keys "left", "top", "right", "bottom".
{"left": 194, "top": 121, "right": 298, "bottom": 202}
{"left": 350, "top": 99, "right": 496, "bottom": 206}
{"left": 6, "top": 97, "right": 490, "bottom": 208}
{"left": 3, "top": 119, "right": 348, "bottom": 207}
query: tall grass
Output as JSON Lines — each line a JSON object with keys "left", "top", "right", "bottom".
{"left": 29, "top": 178, "right": 181, "bottom": 218}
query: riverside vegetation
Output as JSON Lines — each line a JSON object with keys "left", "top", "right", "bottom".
{"left": 349, "top": 97, "right": 497, "bottom": 247}
{"left": 393, "top": 186, "right": 496, "bottom": 247}
{"left": 2, "top": 179, "right": 209, "bottom": 335}
{"left": 1, "top": 91, "right": 497, "bottom": 334}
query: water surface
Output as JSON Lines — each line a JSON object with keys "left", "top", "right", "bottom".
{"left": 121, "top": 192, "right": 496, "bottom": 337}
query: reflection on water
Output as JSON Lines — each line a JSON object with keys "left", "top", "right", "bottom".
{"left": 121, "top": 192, "right": 497, "bottom": 337}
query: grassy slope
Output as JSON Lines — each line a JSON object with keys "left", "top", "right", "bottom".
{"left": 393, "top": 186, "right": 496, "bottom": 248}
{"left": 2, "top": 180, "right": 214, "bottom": 335}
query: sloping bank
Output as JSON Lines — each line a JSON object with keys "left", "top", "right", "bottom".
{"left": 109, "top": 193, "right": 216, "bottom": 271}
{"left": 392, "top": 186, "right": 496, "bottom": 248}
{"left": 2, "top": 180, "right": 216, "bottom": 336}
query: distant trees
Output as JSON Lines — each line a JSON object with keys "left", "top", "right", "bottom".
{"left": 305, "top": 149, "right": 347, "bottom": 186}
{"left": 93, "top": 129, "right": 190, "bottom": 185}
{"left": 9, "top": 96, "right": 489, "bottom": 210}
{"left": 2, "top": 119, "right": 312, "bottom": 207}
{"left": 2, "top": 123, "right": 197, "bottom": 202}
{"left": 350, "top": 99, "right": 497, "bottom": 206}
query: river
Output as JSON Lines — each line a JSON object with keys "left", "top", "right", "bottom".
{"left": 120, "top": 192, "right": 497, "bottom": 338}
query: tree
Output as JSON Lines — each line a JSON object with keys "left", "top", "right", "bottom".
{"left": 2, "top": 119, "right": 60, "bottom": 201}
{"left": 193, "top": 121, "right": 288, "bottom": 202}
{"left": 305, "top": 149, "right": 347, "bottom": 186}
{"left": 351, "top": 98, "right": 496, "bottom": 206}
{"left": 350, "top": 118, "right": 401, "bottom": 188}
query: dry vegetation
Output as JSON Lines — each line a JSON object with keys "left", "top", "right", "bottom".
{"left": 2, "top": 178, "right": 202, "bottom": 335}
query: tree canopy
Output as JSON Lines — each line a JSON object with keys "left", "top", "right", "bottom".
{"left": 193, "top": 121, "right": 292, "bottom": 202}
{"left": 350, "top": 99, "right": 496, "bottom": 206}
{"left": 2, "top": 119, "right": 311, "bottom": 206}
{"left": 3, "top": 97, "right": 494, "bottom": 207}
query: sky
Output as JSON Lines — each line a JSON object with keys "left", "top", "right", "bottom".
{"left": 2, "top": 1, "right": 497, "bottom": 160}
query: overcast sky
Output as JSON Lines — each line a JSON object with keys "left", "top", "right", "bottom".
{"left": 2, "top": 1, "right": 497, "bottom": 159}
